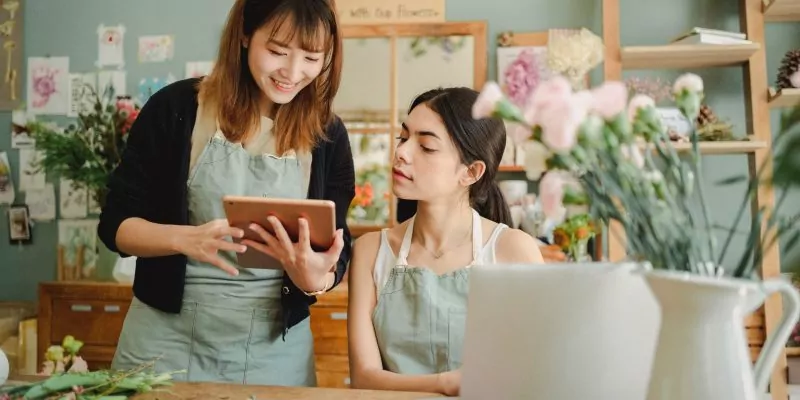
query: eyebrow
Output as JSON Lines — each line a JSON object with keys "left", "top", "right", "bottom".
{"left": 401, "top": 122, "right": 440, "bottom": 139}
{"left": 268, "top": 39, "right": 291, "bottom": 48}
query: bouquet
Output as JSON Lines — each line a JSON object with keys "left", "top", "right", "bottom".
{"left": 473, "top": 73, "right": 800, "bottom": 278}
{"left": 26, "top": 84, "right": 140, "bottom": 207}
{"left": 0, "top": 335, "right": 181, "bottom": 399}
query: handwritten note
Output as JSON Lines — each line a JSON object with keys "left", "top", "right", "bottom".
{"left": 336, "top": 0, "right": 444, "bottom": 25}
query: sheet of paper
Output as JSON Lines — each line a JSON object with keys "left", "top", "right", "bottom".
{"left": 18, "top": 148, "right": 45, "bottom": 191}
{"left": 58, "top": 219, "right": 99, "bottom": 281}
{"left": 138, "top": 35, "right": 174, "bottom": 63}
{"left": 138, "top": 74, "right": 175, "bottom": 103}
{"left": 25, "top": 182, "right": 56, "bottom": 221}
{"left": 26, "top": 56, "right": 70, "bottom": 115}
{"left": 0, "top": 151, "right": 15, "bottom": 205}
{"left": 59, "top": 178, "right": 87, "bottom": 219}
{"left": 96, "top": 24, "right": 125, "bottom": 68}
{"left": 97, "top": 70, "right": 126, "bottom": 97}
{"left": 87, "top": 190, "right": 101, "bottom": 214}
{"left": 68, "top": 73, "right": 97, "bottom": 117}
{"left": 185, "top": 61, "right": 214, "bottom": 78}
{"left": 11, "top": 109, "right": 35, "bottom": 148}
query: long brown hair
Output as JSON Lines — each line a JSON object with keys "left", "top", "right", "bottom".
{"left": 199, "top": 0, "right": 343, "bottom": 154}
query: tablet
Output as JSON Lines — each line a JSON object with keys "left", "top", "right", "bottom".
{"left": 222, "top": 195, "right": 337, "bottom": 269}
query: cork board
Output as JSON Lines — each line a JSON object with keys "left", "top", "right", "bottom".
{"left": 0, "top": 0, "right": 23, "bottom": 110}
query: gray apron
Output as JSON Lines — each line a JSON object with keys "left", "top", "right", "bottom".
{"left": 112, "top": 132, "right": 316, "bottom": 386}
{"left": 372, "top": 209, "right": 485, "bottom": 374}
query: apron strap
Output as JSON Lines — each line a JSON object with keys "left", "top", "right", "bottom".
{"left": 397, "top": 209, "right": 483, "bottom": 267}
{"left": 397, "top": 215, "right": 415, "bottom": 266}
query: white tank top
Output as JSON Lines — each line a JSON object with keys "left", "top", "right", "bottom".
{"left": 372, "top": 209, "right": 508, "bottom": 294}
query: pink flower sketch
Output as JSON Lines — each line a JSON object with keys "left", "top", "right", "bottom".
{"left": 502, "top": 49, "right": 539, "bottom": 107}
{"left": 31, "top": 66, "right": 59, "bottom": 108}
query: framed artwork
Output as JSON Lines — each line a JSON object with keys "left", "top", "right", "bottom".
{"left": 0, "top": 0, "right": 23, "bottom": 110}
{"left": 7, "top": 203, "right": 31, "bottom": 244}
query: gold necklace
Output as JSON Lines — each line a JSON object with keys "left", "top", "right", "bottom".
{"left": 417, "top": 228, "right": 472, "bottom": 259}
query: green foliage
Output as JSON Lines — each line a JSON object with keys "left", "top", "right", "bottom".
{"left": 26, "top": 83, "right": 140, "bottom": 207}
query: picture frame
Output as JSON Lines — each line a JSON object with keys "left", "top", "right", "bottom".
{"left": 7, "top": 203, "right": 32, "bottom": 244}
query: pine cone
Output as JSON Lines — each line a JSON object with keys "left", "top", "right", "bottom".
{"left": 696, "top": 104, "right": 718, "bottom": 127}
{"left": 776, "top": 49, "right": 800, "bottom": 90}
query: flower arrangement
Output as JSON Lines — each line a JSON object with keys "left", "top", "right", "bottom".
{"left": 40, "top": 335, "right": 87, "bottom": 376}
{"left": 348, "top": 164, "right": 391, "bottom": 226}
{"left": 0, "top": 335, "right": 181, "bottom": 399}
{"left": 473, "top": 72, "right": 800, "bottom": 278}
{"left": 26, "top": 84, "right": 140, "bottom": 207}
{"left": 552, "top": 213, "right": 597, "bottom": 261}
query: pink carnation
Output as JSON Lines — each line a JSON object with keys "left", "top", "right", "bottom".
{"left": 503, "top": 49, "right": 539, "bottom": 108}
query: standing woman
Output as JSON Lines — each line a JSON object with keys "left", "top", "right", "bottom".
{"left": 98, "top": 0, "right": 354, "bottom": 386}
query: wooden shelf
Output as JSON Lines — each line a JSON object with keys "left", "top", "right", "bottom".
{"left": 768, "top": 87, "right": 800, "bottom": 108}
{"left": 640, "top": 139, "right": 768, "bottom": 154}
{"left": 499, "top": 165, "right": 524, "bottom": 172}
{"left": 621, "top": 44, "right": 760, "bottom": 70}
{"left": 763, "top": 0, "right": 800, "bottom": 21}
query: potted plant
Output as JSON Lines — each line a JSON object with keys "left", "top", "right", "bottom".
{"left": 473, "top": 72, "right": 800, "bottom": 399}
{"left": 26, "top": 83, "right": 140, "bottom": 208}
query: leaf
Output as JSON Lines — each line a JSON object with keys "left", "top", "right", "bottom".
{"left": 715, "top": 175, "right": 748, "bottom": 186}
{"left": 733, "top": 206, "right": 765, "bottom": 278}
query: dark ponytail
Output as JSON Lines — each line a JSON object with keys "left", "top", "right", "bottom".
{"left": 472, "top": 182, "right": 513, "bottom": 226}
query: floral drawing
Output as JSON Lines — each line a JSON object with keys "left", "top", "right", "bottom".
{"left": 503, "top": 49, "right": 539, "bottom": 107}
{"left": 31, "top": 66, "right": 59, "bottom": 108}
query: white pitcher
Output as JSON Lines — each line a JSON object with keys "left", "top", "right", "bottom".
{"left": 0, "top": 348, "right": 8, "bottom": 385}
{"left": 643, "top": 270, "right": 800, "bottom": 400}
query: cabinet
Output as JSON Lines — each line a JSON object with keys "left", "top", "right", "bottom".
{"left": 37, "top": 280, "right": 351, "bottom": 386}
{"left": 311, "top": 282, "right": 351, "bottom": 388}
{"left": 37, "top": 281, "right": 133, "bottom": 370}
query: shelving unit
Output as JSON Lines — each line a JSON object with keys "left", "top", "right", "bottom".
{"left": 621, "top": 43, "right": 760, "bottom": 69}
{"left": 763, "top": 0, "right": 800, "bottom": 22}
{"left": 768, "top": 87, "right": 800, "bottom": 108}
{"left": 603, "top": 0, "right": 786, "bottom": 398}
{"left": 637, "top": 138, "right": 768, "bottom": 154}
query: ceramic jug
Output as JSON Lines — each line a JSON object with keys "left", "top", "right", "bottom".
{"left": 643, "top": 270, "right": 800, "bottom": 400}
{"left": 0, "top": 348, "right": 8, "bottom": 385}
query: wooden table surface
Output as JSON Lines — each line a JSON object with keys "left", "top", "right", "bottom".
{"left": 5, "top": 377, "right": 443, "bottom": 400}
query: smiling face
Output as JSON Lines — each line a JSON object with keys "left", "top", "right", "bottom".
{"left": 244, "top": 15, "right": 327, "bottom": 111}
{"left": 392, "top": 103, "right": 486, "bottom": 203}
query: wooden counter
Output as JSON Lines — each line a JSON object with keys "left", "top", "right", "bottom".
{"left": 5, "top": 377, "right": 442, "bottom": 400}
{"left": 131, "top": 381, "right": 441, "bottom": 399}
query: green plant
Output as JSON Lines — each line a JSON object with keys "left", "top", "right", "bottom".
{"left": 474, "top": 73, "right": 800, "bottom": 278}
{"left": 27, "top": 84, "right": 140, "bottom": 207}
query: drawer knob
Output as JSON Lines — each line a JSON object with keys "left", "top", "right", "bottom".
{"left": 344, "top": 377, "right": 351, "bottom": 385}
{"left": 330, "top": 312, "right": 347, "bottom": 320}
{"left": 70, "top": 304, "right": 92, "bottom": 312}
{"left": 104, "top": 305, "right": 121, "bottom": 312}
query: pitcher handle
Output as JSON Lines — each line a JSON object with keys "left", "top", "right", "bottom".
{"left": 753, "top": 278, "right": 800, "bottom": 394}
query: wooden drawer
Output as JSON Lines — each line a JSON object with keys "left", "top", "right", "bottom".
{"left": 51, "top": 300, "right": 130, "bottom": 346}
{"left": 310, "top": 306, "right": 348, "bottom": 356}
{"left": 315, "top": 355, "right": 350, "bottom": 388}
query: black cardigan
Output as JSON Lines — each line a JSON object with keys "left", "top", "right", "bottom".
{"left": 97, "top": 78, "right": 355, "bottom": 334}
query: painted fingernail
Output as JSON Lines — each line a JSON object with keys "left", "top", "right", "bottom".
{"left": 238, "top": 245, "right": 247, "bottom": 253}
{"left": 250, "top": 223, "right": 258, "bottom": 230}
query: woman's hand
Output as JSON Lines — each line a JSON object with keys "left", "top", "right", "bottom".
{"left": 173, "top": 219, "right": 246, "bottom": 276}
{"left": 243, "top": 216, "right": 344, "bottom": 292}
{"left": 437, "top": 369, "right": 461, "bottom": 396}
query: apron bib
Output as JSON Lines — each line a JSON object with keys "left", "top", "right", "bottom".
{"left": 372, "top": 209, "right": 484, "bottom": 374}
{"left": 112, "top": 130, "right": 316, "bottom": 386}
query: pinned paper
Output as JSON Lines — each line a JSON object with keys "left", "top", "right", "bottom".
{"left": 26, "top": 56, "right": 70, "bottom": 115}
{"left": 97, "top": 70, "right": 126, "bottom": 97}
{"left": 138, "top": 35, "right": 174, "bottom": 63}
{"left": 138, "top": 74, "right": 175, "bottom": 104}
{"left": 59, "top": 178, "right": 88, "bottom": 219}
{"left": 96, "top": 24, "right": 126, "bottom": 68}
{"left": 11, "top": 109, "right": 35, "bottom": 148}
{"left": 25, "top": 182, "right": 56, "bottom": 221}
{"left": 18, "top": 148, "right": 45, "bottom": 191}
{"left": 0, "top": 151, "right": 15, "bottom": 205}
{"left": 68, "top": 73, "right": 97, "bottom": 117}
{"left": 185, "top": 61, "right": 214, "bottom": 78}
{"left": 58, "top": 219, "right": 99, "bottom": 281}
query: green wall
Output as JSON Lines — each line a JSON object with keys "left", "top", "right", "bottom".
{"left": 1, "top": 0, "right": 799, "bottom": 302}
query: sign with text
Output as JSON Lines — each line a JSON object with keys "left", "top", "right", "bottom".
{"left": 336, "top": 0, "right": 445, "bottom": 25}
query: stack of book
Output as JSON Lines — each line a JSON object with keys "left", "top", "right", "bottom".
{"left": 670, "top": 27, "right": 751, "bottom": 45}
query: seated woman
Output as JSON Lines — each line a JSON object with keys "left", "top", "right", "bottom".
{"left": 347, "top": 87, "right": 545, "bottom": 396}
